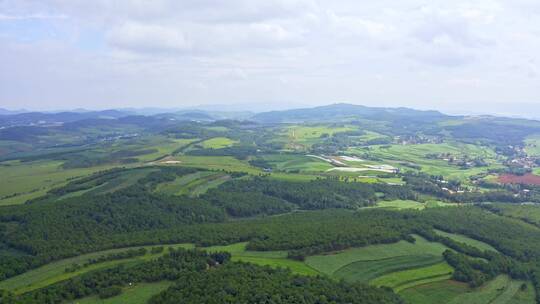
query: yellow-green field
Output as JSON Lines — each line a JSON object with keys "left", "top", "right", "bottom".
{"left": 0, "top": 160, "right": 118, "bottom": 206}
{"left": 199, "top": 137, "right": 237, "bottom": 149}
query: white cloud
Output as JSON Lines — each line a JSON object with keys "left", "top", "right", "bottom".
{"left": 0, "top": 13, "right": 68, "bottom": 20}
{"left": 0, "top": 0, "right": 539, "bottom": 114}
{"left": 106, "top": 22, "right": 191, "bottom": 54}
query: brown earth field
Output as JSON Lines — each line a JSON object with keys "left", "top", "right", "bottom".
{"left": 499, "top": 173, "right": 540, "bottom": 185}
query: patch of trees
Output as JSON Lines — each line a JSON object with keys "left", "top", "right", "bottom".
{"left": 60, "top": 148, "right": 156, "bottom": 169}
{"left": 203, "top": 191, "right": 295, "bottom": 217}
{"left": 446, "top": 121, "right": 540, "bottom": 146}
{"left": 0, "top": 208, "right": 415, "bottom": 281}
{"left": 443, "top": 250, "right": 493, "bottom": 287}
{"left": 215, "top": 178, "right": 415, "bottom": 210}
{"left": 150, "top": 262, "right": 403, "bottom": 304}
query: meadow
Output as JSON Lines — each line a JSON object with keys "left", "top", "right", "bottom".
{"left": 434, "top": 229, "right": 499, "bottom": 252}
{"left": 200, "top": 242, "right": 319, "bottom": 276}
{"left": 259, "top": 154, "right": 334, "bottom": 172}
{"left": 0, "top": 160, "right": 118, "bottom": 206}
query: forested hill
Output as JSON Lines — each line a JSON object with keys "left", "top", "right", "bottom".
{"left": 251, "top": 103, "right": 450, "bottom": 123}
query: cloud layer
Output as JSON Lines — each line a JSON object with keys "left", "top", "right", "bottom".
{"left": 0, "top": 0, "right": 539, "bottom": 114}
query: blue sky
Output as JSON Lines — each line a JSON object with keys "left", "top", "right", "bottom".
{"left": 0, "top": 0, "right": 539, "bottom": 116}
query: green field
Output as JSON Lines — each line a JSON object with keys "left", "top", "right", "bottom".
{"left": 260, "top": 154, "right": 334, "bottom": 172}
{"left": 434, "top": 229, "right": 499, "bottom": 252}
{"left": 154, "top": 171, "right": 230, "bottom": 196}
{"left": 0, "top": 160, "right": 119, "bottom": 206}
{"left": 349, "top": 142, "right": 503, "bottom": 182}
{"left": 201, "top": 242, "right": 319, "bottom": 276}
{"left": 285, "top": 125, "right": 356, "bottom": 149}
{"left": 401, "top": 276, "right": 534, "bottom": 304}
{"left": 0, "top": 244, "right": 193, "bottom": 294}
{"left": 73, "top": 281, "right": 173, "bottom": 304}
{"left": 305, "top": 235, "right": 448, "bottom": 277}
{"left": 400, "top": 280, "right": 470, "bottom": 304}
{"left": 173, "top": 155, "right": 261, "bottom": 174}
{"left": 136, "top": 138, "right": 197, "bottom": 162}
{"left": 333, "top": 254, "right": 443, "bottom": 283}
{"left": 199, "top": 137, "right": 237, "bottom": 149}
{"left": 374, "top": 199, "right": 426, "bottom": 210}
{"left": 371, "top": 262, "right": 453, "bottom": 292}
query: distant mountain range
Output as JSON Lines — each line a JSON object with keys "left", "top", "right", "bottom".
{"left": 251, "top": 103, "right": 450, "bottom": 123}
{"left": 2, "top": 103, "right": 540, "bottom": 129}
{"left": 0, "top": 110, "right": 129, "bottom": 128}
{"left": 0, "top": 108, "right": 28, "bottom": 115}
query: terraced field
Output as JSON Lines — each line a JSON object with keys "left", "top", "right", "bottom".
{"left": 305, "top": 235, "right": 449, "bottom": 283}
{"left": 401, "top": 275, "right": 534, "bottom": 304}
{"left": 155, "top": 171, "right": 227, "bottom": 196}
{"left": 333, "top": 255, "right": 442, "bottom": 282}
{"left": 371, "top": 262, "right": 453, "bottom": 292}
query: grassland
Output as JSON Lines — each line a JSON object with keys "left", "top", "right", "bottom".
{"left": 371, "top": 262, "right": 453, "bottom": 292}
{"left": 172, "top": 155, "right": 261, "bottom": 174}
{"left": 0, "top": 160, "right": 118, "bottom": 206}
{"left": 260, "top": 154, "right": 334, "bottom": 172}
{"left": 0, "top": 244, "right": 193, "bottom": 294}
{"left": 135, "top": 138, "right": 196, "bottom": 162}
{"left": 74, "top": 281, "right": 173, "bottom": 304}
{"left": 434, "top": 229, "right": 499, "bottom": 252}
{"left": 199, "top": 137, "right": 237, "bottom": 149}
{"left": 200, "top": 242, "right": 319, "bottom": 276}
{"left": 285, "top": 125, "right": 356, "bottom": 150}
{"left": 374, "top": 199, "right": 426, "bottom": 210}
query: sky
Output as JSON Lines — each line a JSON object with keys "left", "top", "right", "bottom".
{"left": 0, "top": 0, "right": 539, "bottom": 116}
